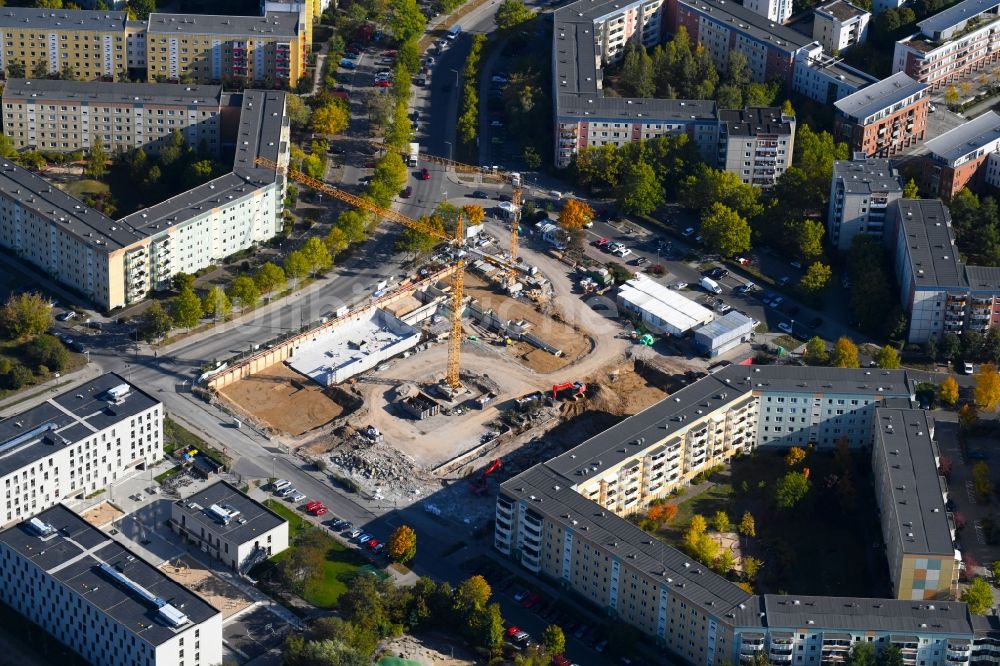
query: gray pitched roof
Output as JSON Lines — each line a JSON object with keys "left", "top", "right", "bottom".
{"left": 147, "top": 11, "right": 299, "bottom": 37}
{"left": 832, "top": 158, "right": 903, "bottom": 195}
{"left": 834, "top": 72, "right": 927, "bottom": 123}
{"left": 917, "top": 0, "right": 1000, "bottom": 38}
{"left": 0, "top": 7, "right": 125, "bottom": 30}
{"left": 3, "top": 79, "right": 223, "bottom": 107}
{"left": 762, "top": 594, "right": 973, "bottom": 634}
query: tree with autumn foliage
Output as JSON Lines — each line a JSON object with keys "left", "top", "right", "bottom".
{"left": 648, "top": 502, "right": 678, "bottom": 523}
{"left": 738, "top": 511, "right": 756, "bottom": 537}
{"left": 387, "top": 524, "right": 417, "bottom": 563}
{"left": 558, "top": 198, "right": 594, "bottom": 230}
{"left": 974, "top": 362, "right": 1000, "bottom": 410}
{"left": 938, "top": 375, "right": 959, "bottom": 406}
{"left": 785, "top": 446, "right": 806, "bottom": 467}
{"left": 959, "top": 403, "right": 979, "bottom": 431}
{"left": 462, "top": 204, "right": 486, "bottom": 228}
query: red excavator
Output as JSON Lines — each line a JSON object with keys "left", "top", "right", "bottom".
{"left": 469, "top": 458, "right": 503, "bottom": 495}
{"left": 552, "top": 381, "right": 587, "bottom": 401}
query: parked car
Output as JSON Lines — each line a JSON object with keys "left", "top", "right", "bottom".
{"left": 671, "top": 281, "right": 688, "bottom": 290}
{"left": 367, "top": 539, "right": 380, "bottom": 550}
{"left": 681, "top": 227, "right": 695, "bottom": 237}
{"left": 278, "top": 487, "right": 296, "bottom": 498}
{"left": 401, "top": 186, "right": 413, "bottom": 198}
{"left": 272, "top": 479, "right": 290, "bottom": 492}
{"left": 358, "top": 533, "right": 372, "bottom": 544}
{"left": 790, "top": 260, "right": 802, "bottom": 269}
{"left": 594, "top": 237, "right": 609, "bottom": 247}
{"left": 419, "top": 168, "right": 430, "bottom": 180}
{"left": 735, "top": 282, "right": 756, "bottom": 294}
{"left": 778, "top": 321, "right": 793, "bottom": 334}
{"left": 777, "top": 276, "right": 791, "bottom": 286}
{"left": 349, "top": 528, "right": 363, "bottom": 538}
{"left": 57, "top": 310, "right": 77, "bottom": 321}
{"left": 373, "top": 79, "right": 391, "bottom": 87}
{"left": 513, "top": 590, "right": 530, "bottom": 602}
{"left": 290, "top": 493, "right": 306, "bottom": 502}
{"left": 522, "top": 593, "right": 541, "bottom": 608}
{"left": 339, "top": 59, "right": 357, "bottom": 69}
{"left": 965, "top": 361, "right": 975, "bottom": 374}
{"left": 472, "top": 190, "right": 489, "bottom": 199}
{"left": 613, "top": 247, "right": 632, "bottom": 258}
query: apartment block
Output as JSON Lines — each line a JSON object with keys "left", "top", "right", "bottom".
{"left": 0, "top": 88, "right": 288, "bottom": 309}
{"left": 494, "top": 366, "right": 999, "bottom": 666}
{"left": 0, "top": 504, "right": 222, "bottom": 666}
{"left": 0, "top": 373, "right": 161, "bottom": 527}
{"left": 744, "top": 0, "right": 792, "bottom": 24}
{"left": 892, "top": 0, "right": 1000, "bottom": 89}
{"left": 872, "top": 409, "right": 957, "bottom": 601}
{"left": 813, "top": 0, "right": 869, "bottom": 52}
{"left": 0, "top": 8, "right": 128, "bottom": 81}
{"left": 261, "top": 0, "right": 314, "bottom": 53}
{"left": 717, "top": 107, "right": 795, "bottom": 187}
{"left": 593, "top": 0, "right": 666, "bottom": 63}
{"left": 922, "top": 111, "right": 1000, "bottom": 198}
{"left": 145, "top": 12, "right": 303, "bottom": 87}
{"left": 169, "top": 480, "right": 289, "bottom": 572}
{"left": 126, "top": 20, "right": 148, "bottom": 69}
{"left": 889, "top": 199, "right": 1000, "bottom": 342}
{"left": 827, "top": 155, "right": 904, "bottom": 251}
{"left": 834, "top": 72, "right": 929, "bottom": 158}
{"left": 790, "top": 43, "right": 879, "bottom": 105}
{"left": 2, "top": 79, "right": 223, "bottom": 154}
{"left": 985, "top": 151, "right": 1000, "bottom": 188}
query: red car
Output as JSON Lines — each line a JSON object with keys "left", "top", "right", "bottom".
{"left": 506, "top": 626, "right": 521, "bottom": 637}
{"left": 314, "top": 507, "right": 328, "bottom": 516}
{"left": 373, "top": 79, "right": 391, "bottom": 87}
{"left": 594, "top": 237, "right": 609, "bottom": 247}
{"left": 522, "top": 593, "right": 541, "bottom": 608}
{"left": 419, "top": 168, "right": 430, "bottom": 180}
{"left": 306, "top": 500, "right": 322, "bottom": 511}
{"left": 366, "top": 539, "right": 380, "bottom": 550}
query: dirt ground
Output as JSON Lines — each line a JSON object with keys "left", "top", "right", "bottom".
{"left": 80, "top": 501, "right": 124, "bottom": 528}
{"left": 379, "top": 632, "right": 477, "bottom": 666}
{"left": 465, "top": 274, "right": 592, "bottom": 373}
{"left": 218, "top": 363, "right": 345, "bottom": 437}
{"left": 160, "top": 556, "right": 253, "bottom": 620}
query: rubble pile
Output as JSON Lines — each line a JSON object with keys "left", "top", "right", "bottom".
{"left": 328, "top": 435, "right": 436, "bottom": 500}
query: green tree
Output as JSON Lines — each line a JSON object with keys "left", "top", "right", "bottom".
{"left": 86, "top": 136, "right": 108, "bottom": 178}
{"left": 131, "top": 0, "right": 156, "bottom": 20}
{"left": 31, "top": 60, "right": 48, "bottom": 79}
{"left": 227, "top": 276, "right": 260, "bottom": 310}
{"left": 712, "top": 511, "right": 730, "bottom": 533}
{"left": 774, "top": 471, "right": 811, "bottom": 509}
{"left": 182, "top": 159, "right": 218, "bottom": 188}
{"left": 794, "top": 125, "right": 849, "bottom": 206}
{"left": 253, "top": 262, "right": 286, "bottom": 298}
{"left": 715, "top": 549, "right": 735, "bottom": 574}
{"left": 6, "top": 363, "right": 33, "bottom": 389}
{"left": 804, "top": 336, "right": 829, "bottom": 365}
{"left": 620, "top": 41, "right": 655, "bottom": 98}
{"left": 800, "top": 262, "right": 832, "bottom": 294}
{"left": 963, "top": 578, "right": 994, "bottom": 614}
{"left": 617, "top": 159, "right": 664, "bottom": 216}
{"left": 170, "top": 287, "right": 203, "bottom": 329}
{"left": 542, "top": 625, "right": 566, "bottom": 656}
{"left": 903, "top": 178, "right": 919, "bottom": 198}
{"left": 796, "top": 219, "right": 826, "bottom": 261}
{"left": 738, "top": 511, "right": 756, "bottom": 537}
{"left": 324, "top": 227, "right": 350, "bottom": 257}
{"left": 743, "top": 555, "right": 762, "bottom": 580}
{"left": 523, "top": 146, "right": 542, "bottom": 169}
{"left": 0, "top": 293, "right": 53, "bottom": 340}
{"left": 201, "top": 286, "right": 232, "bottom": 320}
{"left": 284, "top": 250, "right": 311, "bottom": 283}
{"left": 455, "top": 575, "right": 492, "bottom": 612}
{"left": 385, "top": 102, "right": 414, "bottom": 150}
{"left": 387, "top": 524, "right": 417, "bottom": 562}
{"left": 172, "top": 273, "right": 195, "bottom": 292}
{"left": 25, "top": 334, "right": 69, "bottom": 371}
{"left": 301, "top": 236, "right": 333, "bottom": 276}
{"left": 286, "top": 94, "right": 311, "bottom": 130}
{"left": 875, "top": 345, "right": 902, "bottom": 369}
{"left": 7, "top": 60, "right": 25, "bottom": 79}
{"left": 139, "top": 301, "right": 172, "bottom": 341}
{"left": 301, "top": 153, "right": 325, "bottom": 179}
{"left": 832, "top": 336, "right": 860, "bottom": 368}
{"left": 387, "top": 0, "right": 427, "bottom": 42}
{"left": 679, "top": 165, "right": 762, "bottom": 219}
{"left": 496, "top": 0, "right": 535, "bottom": 29}
{"left": 700, "top": 202, "right": 751, "bottom": 257}
{"left": 847, "top": 641, "right": 876, "bottom": 666}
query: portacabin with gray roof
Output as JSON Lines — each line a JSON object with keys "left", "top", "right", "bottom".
{"left": 0, "top": 372, "right": 162, "bottom": 527}
{"left": 169, "top": 480, "right": 289, "bottom": 572}
{"left": 492, "top": 366, "right": 992, "bottom": 666}
{"left": 0, "top": 504, "right": 223, "bottom": 666}
{"left": 0, "top": 85, "right": 288, "bottom": 310}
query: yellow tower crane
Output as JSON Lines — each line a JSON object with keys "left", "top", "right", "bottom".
{"left": 255, "top": 156, "right": 520, "bottom": 390}
{"left": 371, "top": 142, "right": 523, "bottom": 284}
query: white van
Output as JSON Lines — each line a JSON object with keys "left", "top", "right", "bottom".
{"left": 273, "top": 479, "right": 291, "bottom": 492}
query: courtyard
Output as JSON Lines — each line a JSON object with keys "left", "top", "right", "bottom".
{"left": 654, "top": 449, "right": 892, "bottom": 597}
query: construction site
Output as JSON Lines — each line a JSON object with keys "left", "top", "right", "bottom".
{"left": 202, "top": 155, "right": 708, "bottom": 523}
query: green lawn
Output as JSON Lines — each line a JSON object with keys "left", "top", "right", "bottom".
{"left": 263, "top": 500, "right": 369, "bottom": 607}
{"left": 657, "top": 450, "right": 890, "bottom": 597}
{"left": 163, "top": 417, "right": 208, "bottom": 457}
{"left": 59, "top": 178, "right": 109, "bottom": 200}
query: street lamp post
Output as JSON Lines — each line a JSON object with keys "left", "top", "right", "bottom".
{"left": 444, "top": 140, "right": 453, "bottom": 161}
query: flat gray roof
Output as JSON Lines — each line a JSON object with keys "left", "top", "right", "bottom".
{"left": 964, "top": 265, "right": 1000, "bottom": 291}
{"left": 678, "top": 0, "right": 812, "bottom": 50}
{"left": 147, "top": 11, "right": 299, "bottom": 38}
{"left": 873, "top": 409, "right": 953, "bottom": 556}
{"left": 816, "top": 0, "right": 868, "bottom": 21}
{"left": 834, "top": 72, "right": 927, "bottom": 123}
{"left": 917, "top": 0, "right": 1000, "bottom": 37}
{"left": 0, "top": 505, "right": 218, "bottom": 646}
{"left": 501, "top": 464, "right": 753, "bottom": 615}
{"left": 893, "top": 199, "right": 965, "bottom": 289}
{"left": 695, "top": 310, "right": 754, "bottom": 339}
{"left": 173, "top": 480, "right": 286, "bottom": 545}
{"left": 832, "top": 157, "right": 903, "bottom": 195}
{"left": 924, "top": 111, "right": 1000, "bottom": 165}
{"left": 719, "top": 107, "right": 793, "bottom": 136}
{"left": 0, "top": 373, "right": 159, "bottom": 480}
{"left": 0, "top": 7, "right": 125, "bottom": 30}
{"left": 761, "top": 594, "right": 973, "bottom": 634}
{"left": 3, "top": 79, "right": 223, "bottom": 108}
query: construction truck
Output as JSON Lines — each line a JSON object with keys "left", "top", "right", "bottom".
{"left": 469, "top": 458, "right": 502, "bottom": 495}
{"left": 408, "top": 142, "right": 420, "bottom": 167}
{"left": 552, "top": 381, "right": 587, "bottom": 401}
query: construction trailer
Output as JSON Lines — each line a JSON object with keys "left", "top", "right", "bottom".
{"left": 693, "top": 311, "right": 755, "bottom": 358}
{"left": 616, "top": 274, "right": 715, "bottom": 336}
{"left": 399, "top": 392, "right": 441, "bottom": 420}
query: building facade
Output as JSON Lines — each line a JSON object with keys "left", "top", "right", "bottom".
{"left": 717, "top": 107, "right": 795, "bottom": 187}
{"left": 0, "top": 504, "right": 222, "bottom": 666}
{"left": 169, "top": 481, "right": 289, "bottom": 572}
{"left": 1, "top": 79, "right": 223, "bottom": 154}
{"left": 833, "top": 72, "right": 929, "bottom": 158}
{"left": 813, "top": 0, "right": 870, "bottom": 52}
{"left": 494, "top": 366, "right": 995, "bottom": 666}
{"left": 892, "top": 0, "right": 1000, "bottom": 89}
{"left": 0, "top": 373, "right": 161, "bottom": 527}
{"left": 744, "top": 0, "right": 792, "bottom": 25}
{"left": 144, "top": 12, "right": 303, "bottom": 87}
{"left": 922, "top": 111, "right": 1000, "bottom": 199}
{"left": 0, "top": 8, "right": 128, "bottom": 81}
{"left": 791, "top": 43, "right": 879, "bottom": 105}
{"left": 0, "top": 88, "right": 288, "bottom": 309}
{"left": 827, "top": 155, "right": 904, "bottom": 251}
